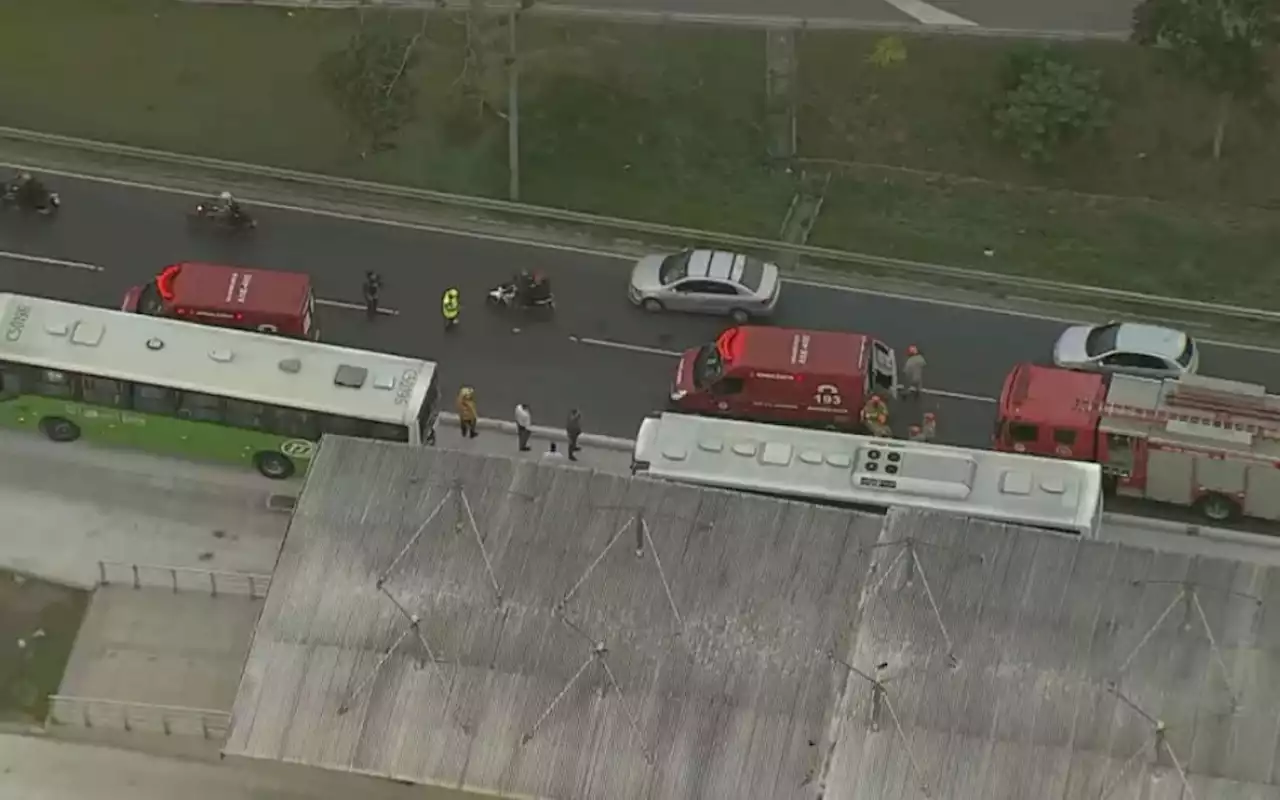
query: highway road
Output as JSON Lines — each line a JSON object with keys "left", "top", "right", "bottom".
{"left": 542, "top": 0, "right": 1134, "bottom": 34}
{"left": 3, "top": 171, "right": 1280, "bottom": 455}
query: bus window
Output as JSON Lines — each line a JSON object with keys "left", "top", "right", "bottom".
{"left": 268, "top": 407, "right": 320, "bottom": 440}
{"left": 81, "top": 376, "right": 126, "bottom": 408}
{"left": 224, "top": 399, "right": 266, "bottom": 430}
{"left": 35, "top": 369, "right": 77, "bottom": 399}
{"left": 369, "top": 422, "right": 410, "bottom": 443}
{"left": 0, "top": 362, "right": 32, "bottom": 395}
{"left": 322, "top": 415, "right": 369, "bottom": 438}
{"left": 177, "top": 391, "right": 225, "bottom": 423}
{"left": 134, "top": 384, "right": 177, "bottom": 415}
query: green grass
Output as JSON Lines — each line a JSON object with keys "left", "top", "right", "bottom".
{"left": 1, "top": 0, "right": 1277, "bottom": 304}
{"left": 0, "top": 570, "right": 89, "bottom": 724}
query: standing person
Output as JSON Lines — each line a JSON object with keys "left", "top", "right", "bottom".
{"left": 565, "top": 408, "right": 582, "bottom": 461}
{"left": 362, "top": 270, "right": 383, "bottom": 320}
{"left": 901, "top": 345, "right": 926, "bottom": 400}
{"left": 455, "top": 387, "right": 478, "bottom": 439}
{"left": 514, "top": 403, "right": 532, "bottom": 452}
{"left": 441, "top": 287, "right": 460, "bottom": 332}
{"left": 543, "top": 442, "right": 565, "bottom": 459}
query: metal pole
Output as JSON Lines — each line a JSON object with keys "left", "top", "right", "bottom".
{"left": 507, "top": 9, "right": 521, "bottom": 201}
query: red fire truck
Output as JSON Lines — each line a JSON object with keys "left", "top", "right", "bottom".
{"left": 122, "top": 262, "right": 318, "bottom": 340}
{"left": 995, "top": 363, "right": 1280, "bottom": 522}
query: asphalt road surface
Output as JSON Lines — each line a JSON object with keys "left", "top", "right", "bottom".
{"left": 3, "top": 172, "right": 1280, "bottom": 453}
{"left": 531, "top": 0, "right": 1134, "bottom": 34}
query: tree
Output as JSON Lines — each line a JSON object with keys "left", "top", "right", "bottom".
{"left": 320, "top": 8, "right": 429, "bottom": 156}
{"left": 991, "top": 50, "right": 1111, "bottom": 164}
{"left": 1132, "top": 0, "right": 1280, "bottom": 159}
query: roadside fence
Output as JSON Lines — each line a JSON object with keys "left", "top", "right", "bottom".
{"left": 46, "top": 695, "right": 231, "bottom": 739}
{"left": 96, "top": 560, "right": 271, "bottom": 599}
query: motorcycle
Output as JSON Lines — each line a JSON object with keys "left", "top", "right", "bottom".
{"left": 188, "top": 199, "right": 256, "bottom": 232}
{"left": 1, "top": 184, "right": 61, "bottom": 216}
{"left": 487, "top": 281, "right": 556, "bottom": 312}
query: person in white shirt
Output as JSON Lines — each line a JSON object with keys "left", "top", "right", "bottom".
{"left": 514, "top": 403, "right": 532, "bottom": 452}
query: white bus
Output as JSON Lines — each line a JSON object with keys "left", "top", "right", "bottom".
{"left": 0, "top": 293, "right": 440, "bottom": 479}
{"left": 633, "top": 413, "right": 1105, "bottom": 537}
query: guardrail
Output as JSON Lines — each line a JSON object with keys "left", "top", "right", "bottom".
{"left": 47, "top": 695, "right": 231, "bottom": 739}
{"left": 2, "top": 125, "right": 1277, "bottom": 330}
{"left": 97, "top": 560, "right": 271, "bottom": 599}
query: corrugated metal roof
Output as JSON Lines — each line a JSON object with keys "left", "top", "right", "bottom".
{"left": 822, "top": 507, "right": 1280, "bottom": 800}
{"left": 224, "top": 436, "right": 883, "bottom": 799}
{"left": 225, "top": 438, "right": 1280, "bottom": 799}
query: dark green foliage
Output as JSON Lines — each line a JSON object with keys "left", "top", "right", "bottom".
{"left": 320, "top": 12, "right": 423, "bottom": 154}
{"left": 991, "top": 49, "right": 1111, "bottom": 164}
{"left": 1131, "top": 0, "right": 1280, "bottom": 157}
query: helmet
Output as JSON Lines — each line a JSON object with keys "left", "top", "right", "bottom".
{"left": 907, "top": 345, "right": 919, "bottom": 356}
{"left": 219, "top": 191, "right": 232, "bottom": 201}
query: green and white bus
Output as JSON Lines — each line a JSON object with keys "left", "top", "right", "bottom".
{"left": 0, "top": 293, "right": 440, "bottom": 479}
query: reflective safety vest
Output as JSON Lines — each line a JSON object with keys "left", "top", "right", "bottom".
{"left": 442, "top": 288, "right": 460, "bottom": 320}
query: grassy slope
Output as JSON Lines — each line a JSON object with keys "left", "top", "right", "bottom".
{"left": 1, "top": 0, "right": 1276, "bottom": 304}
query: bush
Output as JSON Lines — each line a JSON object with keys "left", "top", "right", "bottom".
{"left": 991, "top": 50, "right": 1111, "bottom": 164}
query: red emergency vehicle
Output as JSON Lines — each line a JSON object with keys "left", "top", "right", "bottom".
{"left": 995, "top": 362, "right": 1280, "bottom": 522}
{"left": 669, "top": 325, "right": 898, "bottom": 430}
{"left": 122, "top": 262, "right": 318, "bottom": 339}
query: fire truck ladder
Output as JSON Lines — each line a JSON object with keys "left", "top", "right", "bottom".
{"left": 1086, "top": 376, "right": 1280, "bottom": 440}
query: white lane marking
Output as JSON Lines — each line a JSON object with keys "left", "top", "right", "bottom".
{"left": 882, "top": 0, "right": 977, "bottom": 26}
{"left": 924, "top": 388, "right": 996, "bottom": 403}
{"left": 570, "top": 335, "right": 681, "bottom": 357}
{"left": 11, "top": 162, "right": 1280, "bottom": 357}
{"left": 572, "top": 335, "right": 998, "bottom": 402}
{"left": 0, "top": 249, "right": 104, "bottom": 272}
{"left": 315, "top": 298, "right": 399, "bottom": 316}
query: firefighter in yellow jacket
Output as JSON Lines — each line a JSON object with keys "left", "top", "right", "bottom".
{"left": 861, "top": 394, "right": 891, "bottom": 437}
{"left": 441, "top": 287, "right": 461, "bottom": 331}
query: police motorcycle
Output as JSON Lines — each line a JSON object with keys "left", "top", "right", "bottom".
{"left": 188, "top": 192, "right": 257, "bottom": 232}
{"left": 487, "top": 271, "right": 555, "bottom": 313}
{"left": 1, "top": 173, "right": 61, "bottom": 217}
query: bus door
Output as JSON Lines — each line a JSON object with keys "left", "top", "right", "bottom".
{"left": 416, "top": 371, "right": 440, "bottom": 445}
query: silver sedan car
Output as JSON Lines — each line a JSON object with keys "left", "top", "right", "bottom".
{"left": 628, "top": 249, "right": 781, "bottom": 323}
{"left": 1053, "top": 321, "right": 1199, "bottom": 379}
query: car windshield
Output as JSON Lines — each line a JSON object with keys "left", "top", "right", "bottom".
{"left": 1084, "top": 324, "right": 1120, "bottom": 357}
{"left": 658, "top": 252, "right": 692, "bottom": 285}
{"left": 1176, "top": 337, "right": 1196, "bottom": 367}
{"left": 739, "top": 257, "right": 765, "bottom": 292}
{"left": 692, "top": 344, "right": 725, "bottom": 388}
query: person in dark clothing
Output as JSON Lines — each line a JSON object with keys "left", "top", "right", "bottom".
{"left": 565, "top": 408, "right": 582, "bottom": 461}
{"left": 9, "top": 171, "right": 48, "bottom": 209}
{"left": 362, "top": 270, "right": 383, "bottom": 320}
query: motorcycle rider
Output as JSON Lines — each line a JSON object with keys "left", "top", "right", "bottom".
{"left": 8, "top": 171, "right": 49, "bottom": 210}
{"left": 513, "top": 269, "right": 551, "bottom": 307}
{"left": 213, "top": 190, "right": 245, "bottom": 223}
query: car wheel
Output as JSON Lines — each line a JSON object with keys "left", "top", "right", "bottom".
{"left": 39, "top": 417, "right": 81, "bottom": 443}
{"left": 642, "top": 298, "right": 664, "bottom": 313}
{"left": 1194, "top": 492, "right": 1240, "bottom": 523}
{"left": 254, "top": 451, "right": 296, "bottom": 480}
{"left": 730, "top": 308, "right": 750, "bottom": 324}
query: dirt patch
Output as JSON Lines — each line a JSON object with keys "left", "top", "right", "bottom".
{"left": 0, "top": 569, "right": 90, "bottom": 724}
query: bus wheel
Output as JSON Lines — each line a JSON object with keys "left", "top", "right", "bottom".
{"left": 1194, "top": 493, "right": 1240, "bottom": 523}
{"left": 254, "top": 451, "right": 296, "bottom": 480}
{"left": 40, "top": 417, "right": 81, "bottom": 443}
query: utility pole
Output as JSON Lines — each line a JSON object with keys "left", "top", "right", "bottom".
{"left": 505, "top": 8, "right": 521, "bottom": 201}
